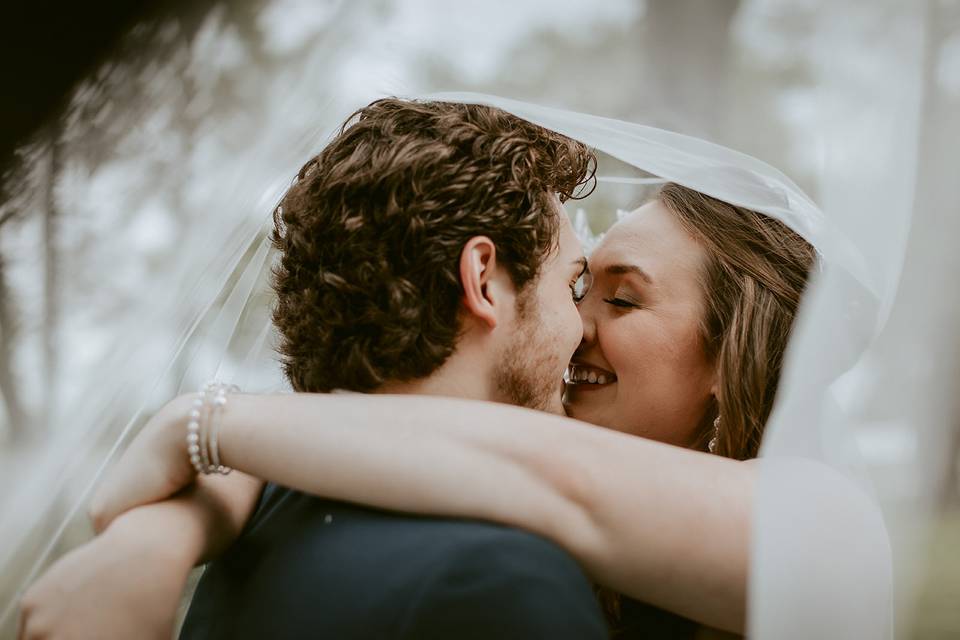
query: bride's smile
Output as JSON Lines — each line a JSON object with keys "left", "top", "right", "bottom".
{"left": 565, "top": 362, "right": 617, "bottom": 386}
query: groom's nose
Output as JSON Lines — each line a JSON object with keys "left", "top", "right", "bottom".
{"left": 577, "top": 297, "right": 598, "bottom": 347}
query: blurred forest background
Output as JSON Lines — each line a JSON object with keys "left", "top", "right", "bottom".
{"left": 0, "top": 0, "right": 958, "bottom": 637}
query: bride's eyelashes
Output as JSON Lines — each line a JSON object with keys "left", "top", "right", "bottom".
{"left": 603, "top": 295, "right": 643, "bottom": 309}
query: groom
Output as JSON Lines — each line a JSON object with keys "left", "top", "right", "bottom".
{"left": 173, "top": 98, "right": 605, "bottom": 638}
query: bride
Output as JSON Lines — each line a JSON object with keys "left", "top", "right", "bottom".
{"left": 16, "top": 95, "right": 891, "bottom": 639}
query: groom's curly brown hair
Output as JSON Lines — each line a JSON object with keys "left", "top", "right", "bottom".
{"left": 271, "top": 98, "right": 596, "bottom": 393}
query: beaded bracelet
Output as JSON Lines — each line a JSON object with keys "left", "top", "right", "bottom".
{"left": 186, "top": 381, "right": 239, "bottom": 475}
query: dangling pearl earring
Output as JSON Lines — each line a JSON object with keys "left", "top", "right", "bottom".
{"left": 708, "top": 415, "right": 720, "bottom": 454}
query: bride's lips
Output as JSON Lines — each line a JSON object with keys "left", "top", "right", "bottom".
{"left": 565, "top": 362, "right": 617, "bottom": 390}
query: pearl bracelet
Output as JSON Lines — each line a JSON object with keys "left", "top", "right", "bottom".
{"left": 186, "top": 381, "right": 239, "bottom": 475}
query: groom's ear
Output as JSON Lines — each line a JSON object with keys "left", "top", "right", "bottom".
{"left": 459, "top": 236, "right": 512, "bottom": 330}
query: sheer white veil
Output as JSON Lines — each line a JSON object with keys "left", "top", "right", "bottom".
{"left": 3, "top": 17, "right": 956, "bottom": 634}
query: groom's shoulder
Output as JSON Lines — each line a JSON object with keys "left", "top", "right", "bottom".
{"left": 252, "top": 482, "right": 577, "bottom": 571}
{"left": 183, "top": 484, "right": 606, "bottom": 639}
{"left": 260, "top": 487, "right": 594, "bottom": 604}
{"left": 393, "top": 519, "right": 607, "bottom": 639}
{"left": 250, "top": 484, "right": 606, "bottom": 637}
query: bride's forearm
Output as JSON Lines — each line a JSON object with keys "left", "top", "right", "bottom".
{"left": 93, "top": 472, "right": 263, "bottom": 566}
{"left": 214, "top": 393, "right": 752, "bottom": 632}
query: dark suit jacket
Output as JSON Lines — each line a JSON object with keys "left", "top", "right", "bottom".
{"left": 179, "top": 483, "right": 607, "bottom": 639}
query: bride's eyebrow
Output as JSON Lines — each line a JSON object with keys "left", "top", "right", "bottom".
{"left": 604, "top": 264, "right": 653, "bottom": 284}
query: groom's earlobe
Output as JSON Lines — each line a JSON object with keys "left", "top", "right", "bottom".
{"left": 459, "top": 236, "right": 499, "bottom": 330}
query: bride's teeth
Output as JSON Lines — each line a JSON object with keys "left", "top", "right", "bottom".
{"left": 567, "top": 365, "right": 615, "bottom": 384}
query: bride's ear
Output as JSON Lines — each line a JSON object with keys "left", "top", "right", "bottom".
{"left": 459, "top": 236, "right": 511, "bottom": 330}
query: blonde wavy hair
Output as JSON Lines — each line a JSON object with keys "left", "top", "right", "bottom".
{"left": 659, "top": 182, "right": 816, "bottom": 460}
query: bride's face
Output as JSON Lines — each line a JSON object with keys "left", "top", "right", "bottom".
{"left": 564, "top": 201, "right": 717, "bottom": 445}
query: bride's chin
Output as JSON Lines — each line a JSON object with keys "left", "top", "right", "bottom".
{"left": 561, "top": 392, "right": 587, "bottom": 419}
{"left": 562, "top": 400, "right": 606, "bottom": 429}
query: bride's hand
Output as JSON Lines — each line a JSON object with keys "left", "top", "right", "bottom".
{"left": 17, "top": 515, "right": 193, "bottom": 640}
{"left": 88, "top": 394, "right": 198, "bottom": 533}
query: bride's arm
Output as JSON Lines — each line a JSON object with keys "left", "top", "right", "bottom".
{"left": 19, "top": 474, "right": 263, "bottom": 640}
{"left": 94, "top": 392, "right": 752, "bottom": 633}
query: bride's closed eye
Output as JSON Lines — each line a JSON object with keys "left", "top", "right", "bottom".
{"left": 603, "top": 293, "right": 643, "bottom": 309}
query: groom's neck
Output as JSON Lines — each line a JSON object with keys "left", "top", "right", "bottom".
{"left": 374, "top": 350, "right": 495, "bottom": 403}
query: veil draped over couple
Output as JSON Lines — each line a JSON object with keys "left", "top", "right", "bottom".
{"left": 7, "top": 80, "right": 954, "bottom": 639}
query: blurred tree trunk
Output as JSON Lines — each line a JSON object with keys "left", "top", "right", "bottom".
{"left": 643, "top": 0, "right": 741, "bottom": 137}
{"left": 0, "top": 249, "right": 27, "bottom": 441}
{"left": 42, "top": 122, "right": 62, "bottom": 432}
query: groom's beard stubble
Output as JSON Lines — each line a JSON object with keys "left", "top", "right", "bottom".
{"left": 494, "top": 307, "right": 566, "bottom": 415}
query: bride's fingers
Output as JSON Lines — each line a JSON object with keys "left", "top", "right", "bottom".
{"left": 88, "top": 394, "right": 203, "bottom": 533}
{"left": 89, "top": 397, "right": 198, "bottom": 532}
{"left": 88, "top": 458, "right": 174, "bottom": 532}
{"left": 88, "top": 465, "right": 137, "bottom": 533}
{"left": 88, "top": 467, "right": 128, "bottom": 534}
